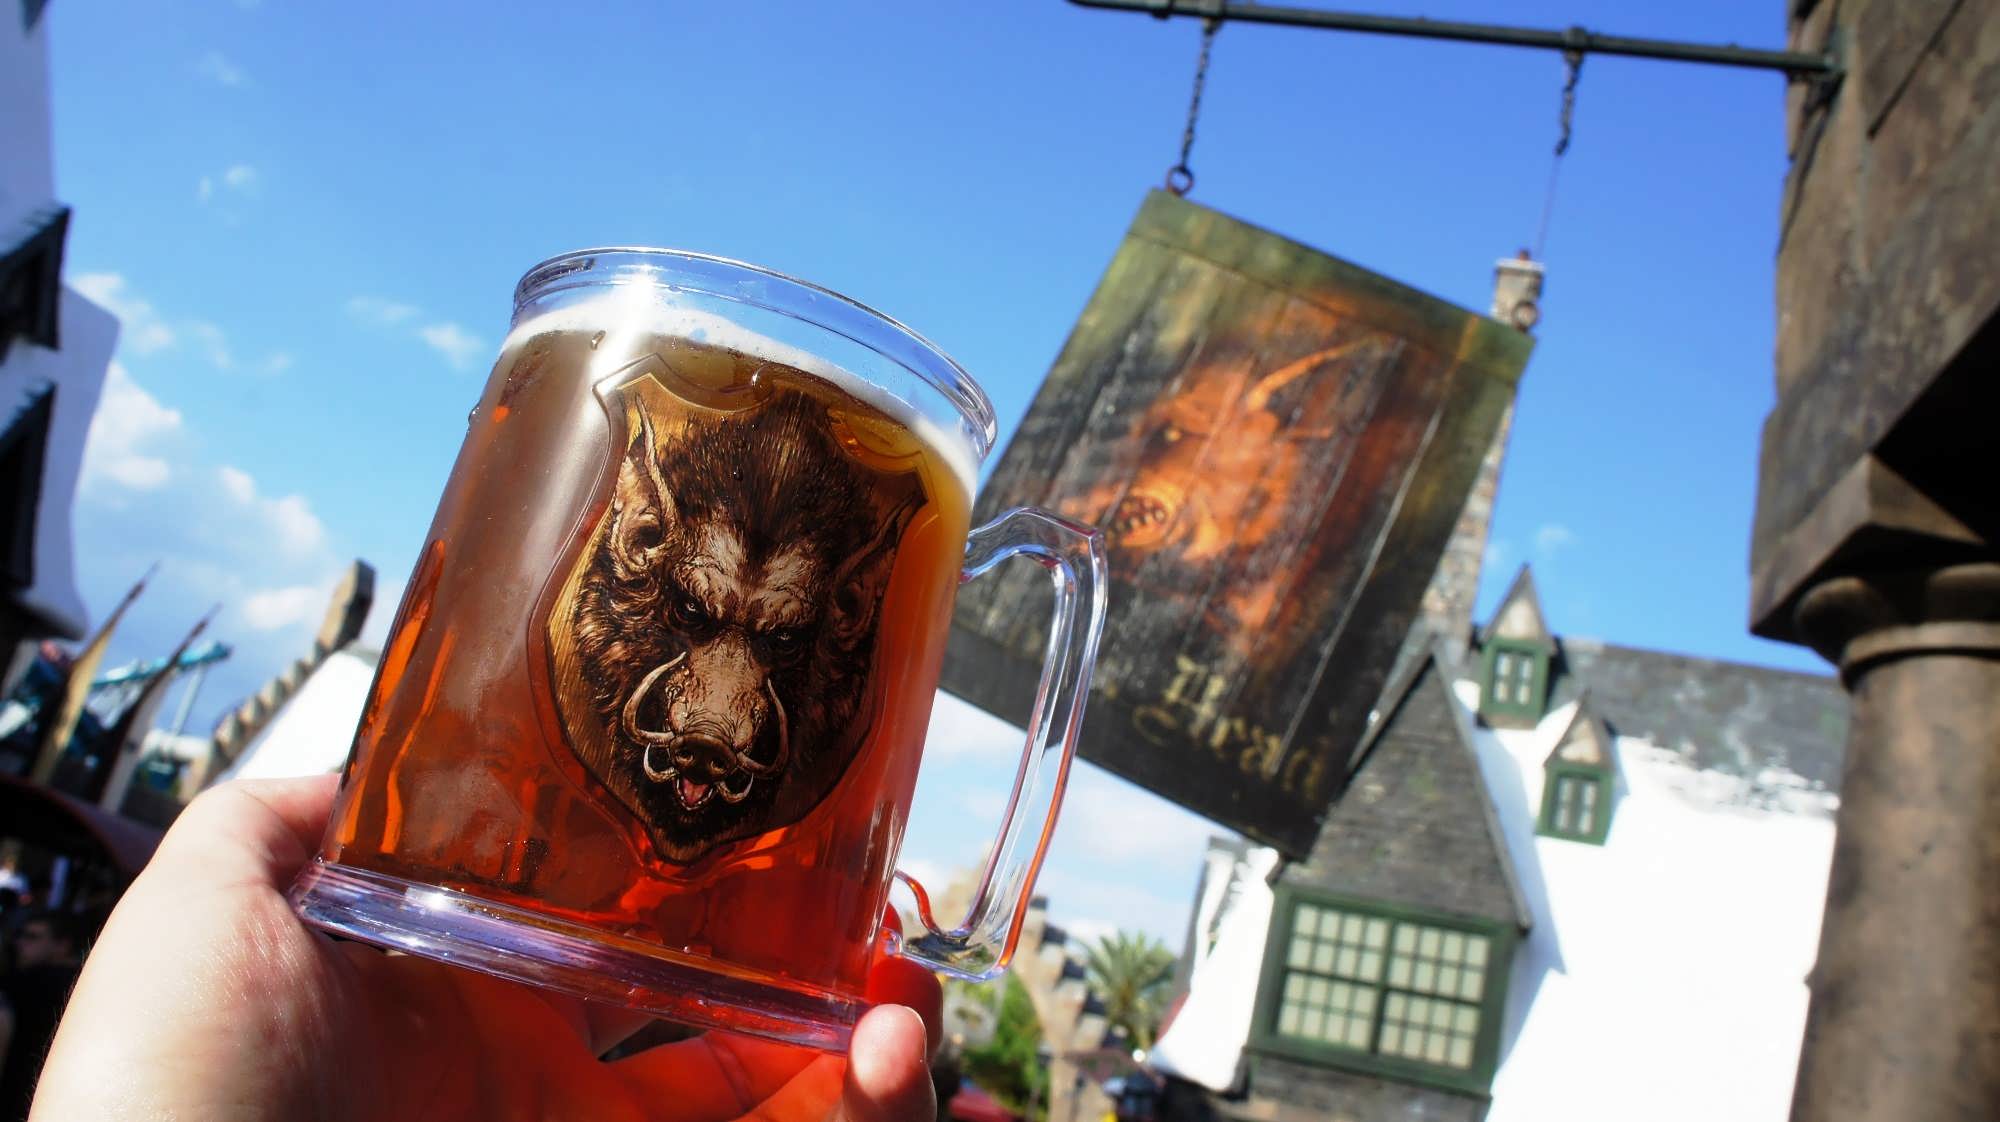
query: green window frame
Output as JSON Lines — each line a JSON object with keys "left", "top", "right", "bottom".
{"left": 1479, "top": 640, "right": 1548, "bottom": 721}
{"left": 1538, "top": 765, "right": 1613, "bottom": 844}
{"left": 1248, "top": 888, "right": 1516, "bottom": 1098}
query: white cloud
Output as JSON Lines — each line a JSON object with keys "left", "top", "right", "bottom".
{"left": 214, "top": 465, "right": 328, "bottom": 558}
{"left": 894, "top": 858, "right": 953, "bottom": 906}
{"left": 81, "top": 362, "right": 182, "bottom": 491}
{"left": 69, "top": 367, "right": 365, "bottom": 737}
{"left": 1055, "top": 765, "right": 1222, "bottom": 867}
{"left": 345, "top": 296, "right": 421, "bottom": 326}
{"left": 73, "top": 273, "right": 176, "bottom": 354}
{"left": 96, "top": 455, "right": 170, "bottom": 491}
{"left": 243, "top": 585, "right": 324, "bottom": 632}
{"left": 74, "top": 273, "right": 283, "bottom": 373}
{"left": 1063, "top": 917, "right": 1120, "bottom": 951}
{"left": 1035, "top": 868, "right": 1197, "bottom": 949}
{"left": 958, "top": 788, "right": 1009, "bottom": 822}
{"left": 197, "top": 51, "right": 247, "bottom": 87}
{"left": 185, "top": 320, "right": 234, "bottom": 370}
{"left": 418, "top": 322, "right": 485, "bottom": 370}
{"left": 348, "top": 299, "right": 487, "bottom": 372}
{"left": 1483, "top": 538, "right": 1513, "bottom": 575}
{"left": 1534, "top": 522, "right": 1578, "bottom": 556}
{"left": 925, "top": 692, "right": 1025, "bottom": 761}
{"left": 266, "top": 495, "right": 326, "bottom": 556}
{"left": 217, "top": 465, "right": 255, "bottom": 503}
{"left": 199, "top": 164, "right": 258, "bottom": 207}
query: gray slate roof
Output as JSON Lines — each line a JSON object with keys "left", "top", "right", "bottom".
{"left": 1543, "top": 637, "right": 1847, "bottom": 791}
{"left": 1295, "top": 651, "right": 1533, "bottom": 931}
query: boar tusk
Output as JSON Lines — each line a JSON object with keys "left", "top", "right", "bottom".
{"left": 620, "top": 652, "right": 688, "bottom": 748}
{"left": 731, "top": 681, "right": 791, "bottom": 778}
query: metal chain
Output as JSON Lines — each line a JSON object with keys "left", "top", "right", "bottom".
{"left": 1554, "top": 47, "right": 1583, "bottom": 156}
{"left": 1534, "top": 48, "right": 1585, "bottom": 258}
{"left": 1165, "top": 18, "right": 1222, "bottom": 197}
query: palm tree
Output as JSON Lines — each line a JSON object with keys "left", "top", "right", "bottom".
{"left": 1083, "top": 930, "right": 1177, "bottom": 1050}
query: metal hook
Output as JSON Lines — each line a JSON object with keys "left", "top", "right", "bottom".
{"left": 1163, "top": 17, "right": 1222, "bottom": 196}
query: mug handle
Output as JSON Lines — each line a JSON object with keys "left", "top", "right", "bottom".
{"left": 894, "top": 506, "right": 1108, "bottom": 980}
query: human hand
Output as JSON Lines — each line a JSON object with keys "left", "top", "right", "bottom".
{"left": 30, "top": 775, "right": 941, "bottom": 1121}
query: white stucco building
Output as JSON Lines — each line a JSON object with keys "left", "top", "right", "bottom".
{"left": 1152, "top": 569, "right": 1845, "bottom": 1121}
{"left": 1, "top": 0, "right": 119, "bottom": 690}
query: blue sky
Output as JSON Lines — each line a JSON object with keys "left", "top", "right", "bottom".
{"left": 49, "top": 0, "right": 1820, "bottom": 947}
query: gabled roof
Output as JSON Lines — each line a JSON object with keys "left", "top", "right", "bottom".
{"left": 1478, "top": 564, "right": 1556, "bottom": 650}
{"left": 219, "top": 644, "right": 381, "bottom": 782}
{"left": 1544, "top": 695, "right": 1614, "bottom": 770}
{"left": 1546, "top": 638, "right": 1846, "bottom": 791}
{"left": 1298, "top": 641, "right": 1532, "bottom": 932}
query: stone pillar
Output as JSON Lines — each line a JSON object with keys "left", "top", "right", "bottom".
{"left": 1786, "top": 564, "right": 2000, "bottom": 1119}
{"left": 1752, "top": 1, "right": 2000, "bottom": 1114}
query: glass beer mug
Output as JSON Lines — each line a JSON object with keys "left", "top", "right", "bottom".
{"left": 291, "top": 249, "right": 1107, "bottom": 1049}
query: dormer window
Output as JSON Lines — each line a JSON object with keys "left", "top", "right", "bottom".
{"left": 1537, "top": 703, "right": 1616, "bottom": 845}
{"left": 1476, "top": 566, "right": 1557, "bottom": 727}
{"left": 1542, "top": 770, "right": 1607, "bottom": 841}
{"left": 0, "top": 207, "right": 70, "bottom": 361}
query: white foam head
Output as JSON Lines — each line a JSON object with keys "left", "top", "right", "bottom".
{"left": 503, "top": 286, "right": 979, "bottom": 496}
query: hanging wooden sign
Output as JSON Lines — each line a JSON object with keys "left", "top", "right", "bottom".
{"left": 940, "top": 190, "right": 1532, "bottom": 856}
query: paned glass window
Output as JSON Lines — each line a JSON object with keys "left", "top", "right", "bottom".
{"left": 1272, "top": 903, "right": 1493, "bottom": 1072}
{"left": 1539, "top": 768, "right": 1612, "bottom": 843}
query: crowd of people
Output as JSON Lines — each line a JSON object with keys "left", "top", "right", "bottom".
{"left": 0, "top": 889, "right": 88, "bottom": 1121}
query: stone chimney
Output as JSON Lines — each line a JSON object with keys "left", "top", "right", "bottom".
{"left": 1490, "top": 250, "right": 1546, "bottom": 330}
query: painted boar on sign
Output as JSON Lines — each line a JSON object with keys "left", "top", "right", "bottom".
{"left": 941, "top": 191, "right": 1531, "bottom": 855}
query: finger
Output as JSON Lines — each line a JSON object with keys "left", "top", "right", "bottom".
{"left": 582, "top": 1002, "right": 659, "bottom": 1056}
{"left": 151, "top": 774, "right": 341, "bottom": 890}
{"left": 612, "top": 1029, "right": 820, "bottom": 1118}
{"left": 828, "top": 1004, "right": 934, "bottom": 1122}
{"left": 616, "top": 954, "right": 945, "bottom": 1108}
{"left": 864, "top": 958, "right": 943, "bottom": 1061}
{"left": 705, "top": 1006, "right": 936, "bottom": 1122}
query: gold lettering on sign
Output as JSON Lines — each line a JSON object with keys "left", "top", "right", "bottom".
{"left": 1134, "top": 656, "right": 1288, "bottom": 783}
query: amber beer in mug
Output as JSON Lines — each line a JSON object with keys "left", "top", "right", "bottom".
{"left": 292, "top": 250, "right": 1107, "bottom": 1048}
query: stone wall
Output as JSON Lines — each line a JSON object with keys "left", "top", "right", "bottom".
{"left": 1752, "top": 0, "right": 2000, "bottom": 629}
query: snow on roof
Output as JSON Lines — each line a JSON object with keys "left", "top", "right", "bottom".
{"left": 1148, "top": 675, "right": 1837, "bottom": 1106}
{"left": 1150, "top": 843, "right": 1281, "bottom": 1092}
{"left": 220, "top": 646, "right": 379, "bottom": 782}
{"left": 1455, "top": 678, "right": 1835, "bottom": 1122}
{"left": 1543, "top": 638, "right": 1846, "bottom": 799}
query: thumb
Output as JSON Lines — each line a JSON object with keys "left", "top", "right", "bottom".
{"left": 151, "top": 774, "right": 341, "bottom": 889}
{"left": 829, "top": 1004, "right": 935, "bottom": 1122}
